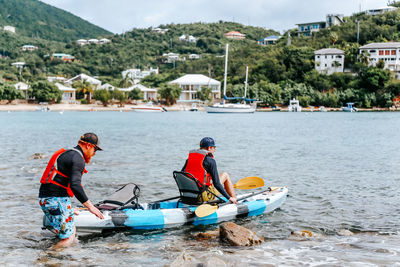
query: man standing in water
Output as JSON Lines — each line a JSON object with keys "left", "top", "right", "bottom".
{"left": 182, "top": 137, "right": 237, "bottom": 204}
{"left": 39, "top": 133, "right": 104, "bottom": 249}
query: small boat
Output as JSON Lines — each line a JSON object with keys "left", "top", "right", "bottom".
{"left": 288, "top": 98, "right": 302, "bottom": 112}
{"left": 342, "top": 102, "right": 357, "bottom": 112}
{"left": 132, "top": 101, "right": 167, "bottom": 112}
{"left": 206, "top": 44, "right": 256, "bottom": 114}
{"left": 189, "top": 103, "right": 198, "bottom": 112}
{"left": 36, "top": 102, "right": 50, "bottom": 112}
{"left": 318, "top": 106, "right": 327, "bottom": 112}
{"left": 42, "top": 184, "right": 288, "bottom": 235}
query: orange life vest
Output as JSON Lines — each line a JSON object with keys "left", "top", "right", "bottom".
{"left": 40, "top": 148, "right": 87, "bottom": 197}
{"left": 184, "top": 149, "right": 213, "bottom": 187}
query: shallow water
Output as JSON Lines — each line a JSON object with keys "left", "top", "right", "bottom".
{"left": 0, "top": 111, "right": 399, "bottom": 266}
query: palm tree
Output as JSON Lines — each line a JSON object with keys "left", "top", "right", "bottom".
{"left": 73, "top": 80, "right": 94, "bottom": 103}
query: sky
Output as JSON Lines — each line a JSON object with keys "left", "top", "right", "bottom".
{"left": 40, "top": 0, "right": 390, "bottom": 34}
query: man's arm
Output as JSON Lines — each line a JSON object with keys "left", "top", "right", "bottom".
{"left": 203, "top": 157, "right": 231, "bottom": 200}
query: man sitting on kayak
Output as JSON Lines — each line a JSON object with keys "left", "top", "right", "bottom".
{"left": 38, "top": 133, "right": 104, "bottom": 249}
{"left": 182, "top": 137, "right": 237, "bottom": 204}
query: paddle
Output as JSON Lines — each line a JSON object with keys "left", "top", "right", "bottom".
{"left": 233, "top": 176, "right": 264, "bottom": 189}
{"left": 195, "top": 186, "right": 280, "bottom": 218}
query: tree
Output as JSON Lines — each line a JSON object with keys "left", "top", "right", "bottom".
{"left": 93, "top": 89, "right": 112, "bottom": 106}
{"left": 129, "top": 88, "right": 144, "bottom": 101}
{"left": 197, "top": 87, "right": 213, "bottom": 102}
{"left": 73, "top": 81, "right": 94, "bottom": 103}
{"left": 158, "top": 84, "right": 182, "bottom": 105}
{"left": 112, "top": 88, "right": 127, "bottom": 107}
{"left": 0, "top": 83, "right": 24, "bottom": 103}
{"left": 29, "top": 81, "right": 62, "bottom": 103}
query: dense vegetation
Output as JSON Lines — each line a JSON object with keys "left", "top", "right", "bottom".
{"left": 0, "top": 0, "right": 111, "bottom": 42}
{"left": 2, "top": 0, "right": 400, "bottom": 107}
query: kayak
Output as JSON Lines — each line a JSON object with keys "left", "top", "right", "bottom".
{"left": 43, "top": 186, "right": 288, "bottom": 235}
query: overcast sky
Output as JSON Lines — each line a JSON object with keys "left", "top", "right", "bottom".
{"left": 40, "top": 0, "right": 390, "bottom": 34}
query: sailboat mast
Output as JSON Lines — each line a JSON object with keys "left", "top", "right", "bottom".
{"left": 244, "top": 66, "right": 248, "bottom": 100}
{"left": 223, "top": 43, "right": 229, "bottom": 104}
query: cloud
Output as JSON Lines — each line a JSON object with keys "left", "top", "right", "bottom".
{"left": 40, "top": 0, "right": 389, "bottom": 33}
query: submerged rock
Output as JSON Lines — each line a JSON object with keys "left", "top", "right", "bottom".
{"left": 338, "top": 229, "right": 354, "bottom": 236}
{"left": 193, "top": 230, "right": 219, "bottom": 241}
{"left": 219, "top": 222, "right": 263, "bottom": 246}
{"left": 29, "top": 153, "right": 46, "bottom": 160}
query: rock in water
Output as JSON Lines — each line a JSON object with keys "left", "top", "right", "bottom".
{"left": 29, "top": 153, "right": 46, "bottom": 160}
{"left": 193, "top": 230, "right": 219, "bottom": 241}
{"left": 219, "top": 222, "right": 263, "bottom": 246}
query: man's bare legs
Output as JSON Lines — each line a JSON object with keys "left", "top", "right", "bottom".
{"left": 219, "top": 172, "right": 237, "bottom": 198}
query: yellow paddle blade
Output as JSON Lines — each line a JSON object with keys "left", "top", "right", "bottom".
{"left": 195, "top": 204, "right": 218, "bottom": 218}
{"left": 233, "top": 176, "right": 264, "bottom": 189}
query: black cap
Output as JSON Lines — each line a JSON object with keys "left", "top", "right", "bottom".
{"left": 200, "top": 137, "right": 216, "bottom": 148}
{"left": 80, "top": 133, "right": 103, "bottom": 151}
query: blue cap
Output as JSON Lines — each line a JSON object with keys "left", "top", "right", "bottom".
{"left": 200, "top": 137, "right": 216, "bottom": 148}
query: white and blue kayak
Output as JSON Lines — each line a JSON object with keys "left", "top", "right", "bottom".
{"left": 46, "top": 186, "right": 288, "bottom": 235}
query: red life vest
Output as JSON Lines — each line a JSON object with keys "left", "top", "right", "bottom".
{"left": 184, "top": 149, "right": 213, "bottom": 187}
{"left": 40, "top": 148, "right": 87, "bottom": 197}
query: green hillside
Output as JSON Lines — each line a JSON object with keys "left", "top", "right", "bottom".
{"left": 2, "top": 2, "right": 400, "bottom": 108}
{"left": 0, "top": 0, "right": 111, "bottom": 42}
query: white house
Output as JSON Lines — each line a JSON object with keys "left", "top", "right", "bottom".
{"left": 224, "top": 31, "right": 246, "bottom": 40}
{"left": 153, "top": 28, "right": 168, "bottom": 34}
{"left": 163, "top": 52, "right": 181, "bottom": 63}
{"left": 99, "top": 83, "right": 115, "bottom": 90}
{"left": 66, "top": 73, "right": 102, "bottom": 89}
{"left": 258, "top": 35, "right": 281, "bottom": 46}
{"left": 88, "top": 39, "right": 99, "bottom": 44}
{"left": 297, "top": 14, "right": 343, "bottom": 36}
{"left": 22, "top": 45, "right": 37, "bottom": 51}
{"left": 77, "top": 39, "right": 88, "bottom": 46}
{"left": 314, "top": 48, "right": 345, "bottom": 75}
{"left": 47, "top": 76, "right": 67, "bottom": 83}
{"left": 189, "top": 54, "right": 200, "bottom": 60}
{"left": 188, "top": 35, "right": 196, "bottom": 43}
{"left": 14, "top": 82, "right": 29, "bottom": 99}
{"left": 117, "top": 84, "right": 158, "bottom": 100}
{"left": 55, "top": 83, "right": 76, "bottom": 103}
{"left": 365, "top": 6, "right": 397, "bottom": 16}
{"left": 169, "top": 74, "right": 221, "bottom": 101}
{"left": 122, "top": 67, "right": 159, "bottom": 82}
{"left": 3, "top": 26, "right": 15, "bottom": 33}
{"left": 359, "top": 42, "right": 400, "bottom": 78}
{"left": 99, "top": 38, "right": 111, "bottom": 44}
{"left": 179, "top": 35, "right": 186, "bottom": 41}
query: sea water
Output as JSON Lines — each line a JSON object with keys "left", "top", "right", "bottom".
{"left": 0, "top": 111, "right": 399, "bottom": 266}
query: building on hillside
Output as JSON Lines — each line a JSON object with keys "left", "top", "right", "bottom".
{"left": 163, "top": 52, "right": 181, "bottom": 63}
{"left": 14, "top": 82, "right": 29, "bottom": 99}
{"left": 47, "top": 76, "right": 67, "bottom": 83}
{"left": 169, "top": 74, "right": 221, "bottom": 101}
{"left": 314, "top": 48, "right": 345, "bottom": 75}
{"left": 153, "top": 28, "right": 168, "bottom": 34}
{"left": 77, "top": 39, "right": 88, "bottom": 46}
{"left": 51, "top": 53, "right": 75, "bottom": 62}
{"left": 88, "top": 39, "right": 99, "bottom": 44}
{"left": 224, "top": 31, "right": 246, "bottom": 40}
{"left": 22, "top": 45, "right": 38, "bottom": 51}
{"left": 116, "top": 84, "right": 158, "bottom": 100}
{"left": 3, "top": 26, "right": 15, "bottom": 33}
{"left": 297, "top": 14, "right": 344, "bottom": 36}
{"left": 365, "top": 6, "right": 397, "bottom": 15}
{"left": 189, "top": 54, "right": 200, "bottom": 59}
{"left": 359, "top": 42, "right": 400, "bottom": 79}
{"left": 122, "top": 67, "right": 159, "bottom": 83}
{"left": 179, "top": 34, "right": 186, "bottom": 41}
{"left": 66, "top": 73, "right": 102, "bottom": 89}
{"left": 55, "top": 83, "right": 76, "bottom": 103}
{"left": 258, "top": 35, "right": 281, "bottom": 46}
{"left": 99, "top": 83, "right": 115, "bottom": 90}
{"left": 99, "top": 38, "right": 111, "bottom": 44}
{"left": 188, "top": 35, "right": 196, "bottom": 43}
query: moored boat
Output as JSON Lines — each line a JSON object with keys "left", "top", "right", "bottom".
{"left": 342, "top": 102, "right": 357, "bottom": 112}
{"left": 288, "top": 98, "right": 302, "bottom": 112}
{"left": 43, "top": 186, "right": 288, "bottom": 234}
{"left": 132, "top": 101, "right": 167, "bottom": 112}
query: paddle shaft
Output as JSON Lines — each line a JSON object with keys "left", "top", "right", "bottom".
{"left": 216, "top": 187, "right": 275, "bottom": 208}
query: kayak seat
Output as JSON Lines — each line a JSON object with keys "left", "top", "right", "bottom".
{"left": 173, "top": 171, "right": 205, "bottom": 206}
{"left": 97, "top": 183, "right": 141, "bottom": 210}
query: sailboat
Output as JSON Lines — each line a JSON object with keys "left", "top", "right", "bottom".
{"left": 206, "top": 44, "right": 256, "bottom": 113}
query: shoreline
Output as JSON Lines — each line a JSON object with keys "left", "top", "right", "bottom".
{"left": 0, "top": 103, "right": 398, "bottom": 112}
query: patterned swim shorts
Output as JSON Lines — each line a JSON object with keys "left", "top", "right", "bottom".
{"left": 199, "top": 186, "right": 220, "bottom": 202}
{"left": 39, "top": 197, "right": 74, "bottom": 239}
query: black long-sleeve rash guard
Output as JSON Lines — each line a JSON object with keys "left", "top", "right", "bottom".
{"left": 39, "top": 146, "right": 89, "bottom": 203}
{"left": 182, "top": 155, "right": 231, "bottom": 200}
